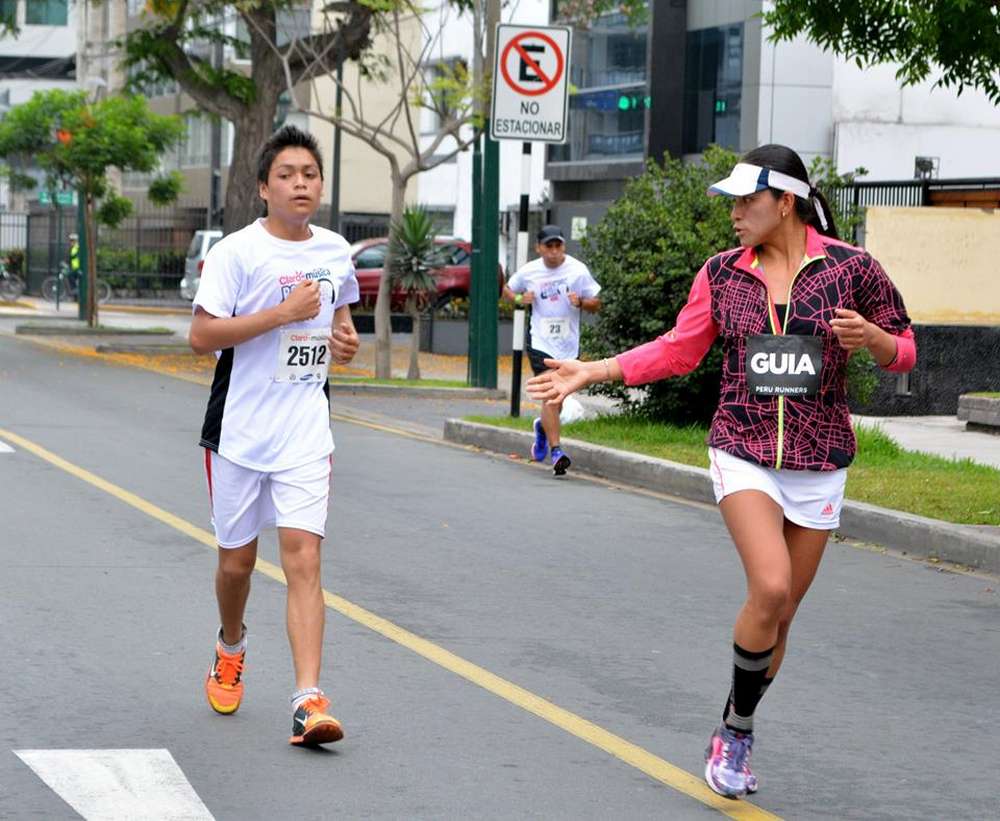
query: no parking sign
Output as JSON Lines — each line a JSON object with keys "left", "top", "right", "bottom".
{"left": 491, "top": 24, "right": 572, "bottom": 143}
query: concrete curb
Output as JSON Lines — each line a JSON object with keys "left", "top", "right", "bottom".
{"left": 958, "top": 394, "right": 1000, "bottom": 431}
{"left": 95, "top": 342, "right": 192, "bottom": 354}
{"left": 443, "top": 419, "right": 1000, "bottom": 575}
{"left": 15, "top": 325, "right": 175, "bottom": 336}
{"left": 331, "top": 383, "right": 505, "bottom": 400}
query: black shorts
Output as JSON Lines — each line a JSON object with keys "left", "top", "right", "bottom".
{"left": 527, "top": 346, "right": 554, "bottom": 376}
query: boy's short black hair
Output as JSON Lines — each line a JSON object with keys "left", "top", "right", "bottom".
{"left": 256, "top": 124, "right": 324, "bottom": 185}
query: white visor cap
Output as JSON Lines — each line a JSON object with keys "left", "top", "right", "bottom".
{"left": 707, "top": 163, "right": 811, "bottom": 200}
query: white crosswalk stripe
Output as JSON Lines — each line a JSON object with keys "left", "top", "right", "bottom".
{"left": 14, "top": 749, "right": 213, "bottom": 820}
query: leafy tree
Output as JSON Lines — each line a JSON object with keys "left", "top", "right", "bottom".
{"left": 389, "top": 206, "right": 442, "bottom": 380}
{"left": 765, "top": 1, "right": 1000, "bottom": 104}
{"left": 581, "top": 146, "right": 738, "bottom": 425}
{"left": 119, "top": 0, "right": 380, "bottom": 233}
{"left": 554, "top": 1, "right": 647, "bottom": 26}
{"left": 0, "top": 90, "right": 184, "bottom": 325}
{"left": 807, "top": 155, "right": 868, "bottom": 242}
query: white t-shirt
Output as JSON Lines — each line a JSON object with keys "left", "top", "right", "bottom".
{"left": 193, "top": 219, "right": 360, "bottom": 471}
{"left": 506, "top": 254, "right": 600, "bottom": 360}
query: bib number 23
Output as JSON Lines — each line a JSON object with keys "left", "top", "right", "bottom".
{"left": 543, "top": 317, "right": 569, "bottom": 342}
{"left": 275, "top": 330, "right": 330, "bottom": 383}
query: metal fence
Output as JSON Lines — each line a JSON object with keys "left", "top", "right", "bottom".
{"left": 826, "top": 177, "right": 1000, "bottom": 243}
{"left": 21, "top": 202, "right": 206, "bottom": 296}
{"left": 314, "top": 209, "right": 390, "bottom": 243}
{"left": 829, "top": 177, "right": 1000, "bottom": 212}
{"left": 11, "top": 204, "right": 390, "bottom": 297}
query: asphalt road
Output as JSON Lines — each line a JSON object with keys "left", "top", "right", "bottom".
{"left": 0, "top": 334, "right": 997, "bottom": 820}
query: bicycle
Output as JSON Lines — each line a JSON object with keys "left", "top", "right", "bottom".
{"left": 0, "top": 259, "right": 25, "bottom": 301}
{"left": 41, "top": 262, "right": 112, "bottom": 304}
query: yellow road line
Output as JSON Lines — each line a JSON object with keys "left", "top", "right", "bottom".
{"left": 0, "top": 426, "right": 780, "bottom": 820}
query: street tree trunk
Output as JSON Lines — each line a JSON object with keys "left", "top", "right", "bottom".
{"left": 83, "top": 193, "right": 98, "bottom": 328}
{"left": 375, "top": 169, "right": 407, "bottom": 378}
{"left": 223, "top": 85, "right": 282, "bottom": 235}
{"left": 406, "top": 295, "right": 421, "bottom": 381}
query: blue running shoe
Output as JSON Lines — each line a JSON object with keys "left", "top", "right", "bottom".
{"left": 531, "top": 418, "right": 548, "bottom": 461}
{"left": 704, "top": 725, "right": 753, "bottom": 799}
{"left": 744, "top": 756, "right": 758, "bottom": 795}
{"left": 551, "top": 446, "right": 571, "bottom": 476}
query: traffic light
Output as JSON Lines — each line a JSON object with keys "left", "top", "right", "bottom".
{"left": 617, "top": 93, "right": 652, "bottom": 112}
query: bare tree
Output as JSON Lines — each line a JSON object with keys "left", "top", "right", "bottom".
{"left": 248, "top": 1, "right": 482, "bottom": 377}
{"left": 119, "top": 0, "right": 377, "bottom": 234}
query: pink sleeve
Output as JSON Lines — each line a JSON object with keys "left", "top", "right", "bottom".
{"left": 614, "top": 266, "right": 718, "bottom": 386}
{"left": 884, "top": 327, "right": 916, "bottom": 373}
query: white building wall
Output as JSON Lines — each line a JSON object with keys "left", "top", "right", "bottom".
{"left": 754, "top": 28, "right": 834, "bottom": 165}
{"left": 832, "top": 59, "right": 1000, "bottom": 179}
{"left": 0, "top": 2, "right": 79, "bottom": 209}
{"left": 415, "top": 0, "right": 550, "bottom": 254}
{"left": 0, "top": 5, "right": 77, "bottom": 58}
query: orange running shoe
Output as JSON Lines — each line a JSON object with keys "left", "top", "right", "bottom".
{"left": 205, "top": 634, "right": 246, "bottom": 715}
{"left": 289, "top": 694, "right": 343, "bottom": 746}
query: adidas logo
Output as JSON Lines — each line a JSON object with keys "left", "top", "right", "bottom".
{"left": 821, "top": 502, "right": 835, "bottom": 517}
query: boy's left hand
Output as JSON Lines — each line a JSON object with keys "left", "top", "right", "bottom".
{"left": 329, "top": 322, "right": 360, "bottom": 365}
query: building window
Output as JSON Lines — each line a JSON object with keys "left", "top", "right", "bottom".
{"left": 683, "top": 24, "right": 743, "bottom": 155}
{"left": 549, "top": 10, "right": 649, "bottom": 163}
{"left": 178, "top": 116, "right": 232, "bottom": 168}
{"left": 0, "top": 0, "right": 16, "bottom": 28}
{"left": 234, "top": 4, "right": 309, "bottom": 46}
{"left": 181, "top": 115, "right": 211, "bottom": 167}
{"left": 26, "top": 0, "right": 68, "bottom": 26}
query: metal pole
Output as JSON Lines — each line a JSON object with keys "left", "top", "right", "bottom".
{"left": 329, "top": 62, "right": 344, "bottom": 234}
{"left": 469, "top": 132, "right": 482, "bottom": 384}
{"left": 55, "top": 206, "right": 63, "bottom": 311}
{"left": 469, "top": 3, "right": 501, "bottom": 388}
{"left": 76, "top": 191, "right": 88, "bottom": 322}
{"left": 510, "top": 141, "right": 531, "bottom": 416}
{"left": 474, "top": 128, "right": 499, "bottom": 389}
{"left": 208, "top": 15, "right": 224, "bottom": 229}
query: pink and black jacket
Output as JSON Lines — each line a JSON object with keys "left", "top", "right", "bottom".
{"left": 615, "top": 226, "right": 916, "bottom": 471}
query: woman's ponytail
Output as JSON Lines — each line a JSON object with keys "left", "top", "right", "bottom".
{"left": 807, "top": 187, "right": 839, "bottom": 240}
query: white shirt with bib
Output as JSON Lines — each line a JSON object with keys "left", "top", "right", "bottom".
{"left": 506, "top": 254, "right": 600, "bottom": 360}
{"left": 194, "top": 219, "right": 359, "bottom": 472}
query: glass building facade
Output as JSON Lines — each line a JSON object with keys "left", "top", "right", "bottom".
{"left": 546, "top": 2, "right": 753, "bottom": 252}
{"left": 549, "top": 12, "right": 650, "bottom": 164}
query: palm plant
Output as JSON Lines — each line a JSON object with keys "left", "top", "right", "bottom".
{"left": 388, "top": 206, "right": 443, "bottom": 380}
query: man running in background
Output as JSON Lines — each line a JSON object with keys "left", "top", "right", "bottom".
{"left": 503, "top": 225, "right": 601, "bottom": 475}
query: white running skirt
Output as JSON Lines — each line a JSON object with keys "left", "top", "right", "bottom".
{"left": 708, "top": 447, "right": 846, "bottom": 530}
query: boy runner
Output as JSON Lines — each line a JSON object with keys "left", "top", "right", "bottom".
{"left": 189, "top": 125, "right": 360, "bottom": 746}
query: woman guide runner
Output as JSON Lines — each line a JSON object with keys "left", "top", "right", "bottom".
{"left": 526, "top": 143, "right": 916, "bottom": 799}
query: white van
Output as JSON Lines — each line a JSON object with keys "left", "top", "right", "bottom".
{"left": 179, "top": 229, "right": 223, "bottom": 300}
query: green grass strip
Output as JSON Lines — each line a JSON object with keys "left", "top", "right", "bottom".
{"left": 465, "top": 414, "right": 1000, "bottom": 526}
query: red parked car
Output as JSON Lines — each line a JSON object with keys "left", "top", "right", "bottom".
{"left": 350, "top": 236, "right": 501, "bottom": 310}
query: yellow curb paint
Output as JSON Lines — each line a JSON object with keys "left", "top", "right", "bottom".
{"left": 0, "top": 425, "right": 780, "bottom": 820}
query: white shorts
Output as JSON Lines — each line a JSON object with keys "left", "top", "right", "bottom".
{"left": 708, "top": 447, "right": 846, "bottom": 530}
{"left": 204, "top": 451, "right": 332, "bottom": 548}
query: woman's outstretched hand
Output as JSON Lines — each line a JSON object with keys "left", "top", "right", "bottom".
{"left": 526, "top": 358, "right": 590, "bottom": 404}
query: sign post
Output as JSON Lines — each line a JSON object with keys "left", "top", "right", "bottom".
{"left": 491, "top": 23, "right": 571, "bottom": 416}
